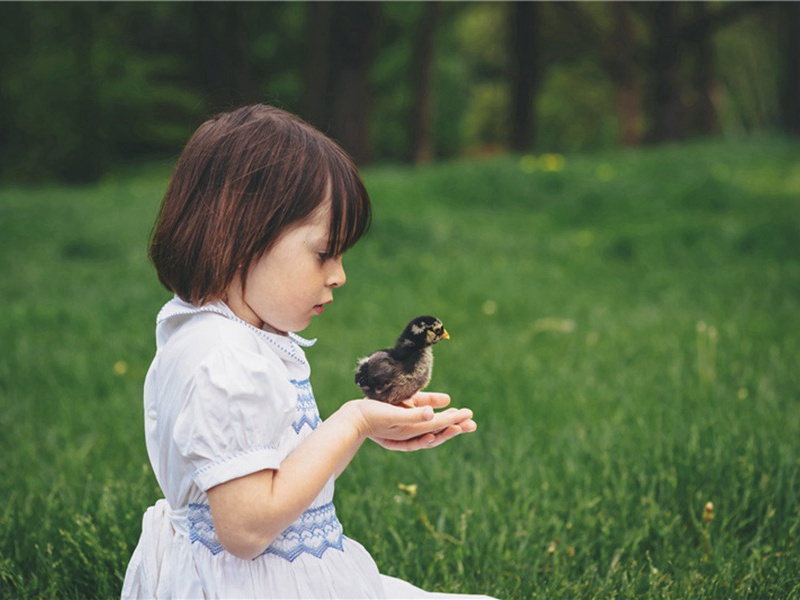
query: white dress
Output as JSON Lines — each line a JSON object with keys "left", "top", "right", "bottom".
{"left": 122, "top": 298, "right": 493, "bottom": 599}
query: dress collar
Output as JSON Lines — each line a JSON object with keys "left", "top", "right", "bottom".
{"left": 157, "top": 296, "right": 317, "bottom": 361}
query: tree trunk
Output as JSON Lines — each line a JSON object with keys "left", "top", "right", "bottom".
{"left": 552, "top": 2, "right": 644, "bottom": 147}
{"left": 685, "top": 2, "right": 718, "bottom": 137}
{"left": 646, "top": 2, "right": 684, "bottom": 143}
{"left": 409, "top": 2, "right": 440, "bottom": 164}
{"left": 67, "top": 3, "right": 104, "bottom": 182}
{"left": 303, "top": 2, "right": 334, "bottom": 130}
{"left": 193, "top": 2, "right": 257, "bottom": 112}
{"left": 328, "top": 2, "right": 381, "bottom": 164}
{"left": 779, "top": 2, "right": 800, "bottom": 137}
{"left": 228, "top": 4, "right": 258, "bottom": 105}
{"left": 609, "top": 3, "right": 643, "bottom": 146}
{"left": 508, "top": 1, "right": 539, "bottom": 152}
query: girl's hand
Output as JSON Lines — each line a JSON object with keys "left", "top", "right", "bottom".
{"left": 347, "top": 392, "right": 477, "bottom": 452}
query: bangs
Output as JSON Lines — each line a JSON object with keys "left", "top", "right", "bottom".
{"left": 324, "top": 151, "right": 372, "bottom": 257}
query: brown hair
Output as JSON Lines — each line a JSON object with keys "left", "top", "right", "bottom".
{"left": 149, "top": 104, "right": 371, "bottom": 305}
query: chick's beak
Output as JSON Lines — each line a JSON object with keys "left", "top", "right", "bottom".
{"left": 442, "top": 329, "right": 450, "bottom": 340}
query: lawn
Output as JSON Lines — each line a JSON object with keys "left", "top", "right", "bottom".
{"left": 1, "top": 137, "right": 798, "bottom": 598}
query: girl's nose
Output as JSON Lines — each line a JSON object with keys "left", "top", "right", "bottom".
{"left": 328, "top": 257, "right": 346, "bottom": 288}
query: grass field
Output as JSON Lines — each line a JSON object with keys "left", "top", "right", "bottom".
{"left": 1, "top": 137, "right": 798, "bottom": 598}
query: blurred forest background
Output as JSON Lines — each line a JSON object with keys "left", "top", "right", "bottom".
{"left": 0, "top": 1, "right": 798, "bottom": 184}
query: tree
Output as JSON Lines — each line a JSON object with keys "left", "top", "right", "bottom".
{"left": 302, "top": 2, "right": 381, "bottom": 164}
{"left": 302, "top": 2, "right": 334, "bottom": 130}
{"left": 645, "top": 1, "right": 757, "bottom": 143}
{"left": 507, "top": 2, "right": 540, "bottom": 152}
{"left": 777, "top": 2, "right": 800, "bottom": 137}
{"left": 69, "top": 4, "right": 106, "bottom": 181}
{"left": 193, "top": 2, "right": 259, "bottom": 112}
{"left": 0, "top": 3, "right": 112, "bottom": 181}
{"left": 409, "top": 2, "right": 440, "bottom": 163}
{"left": 645, "top": 2, "right": 684, "bottom": 143}
{"left": 684, "top": 2, "right": 718, "bottom": 137}
{"left": 609, "top": 3, "right": 644, "bottom": 146}
{"left": 551, "top": 2, "right": 644, "bottom": 147}
{"left": 681, "top": 1, "right": 758, "bottom": 138}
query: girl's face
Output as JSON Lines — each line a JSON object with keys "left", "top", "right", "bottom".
{"left": 225, "top": 200, "right": 346, "bottom": 335}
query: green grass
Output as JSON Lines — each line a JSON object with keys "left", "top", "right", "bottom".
{"left": 1, "top": 138, "right": 799, "bottom": 598}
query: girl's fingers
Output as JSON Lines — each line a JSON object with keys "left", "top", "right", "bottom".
{"left": 373, "top": 419, "right": 476, "bottom": 451}
{"left": 360, "top": 398, "right": 433, "bottom": 423}
{"left": 437, "top": 408, "right": 473, "bottom": 426}
{"left": 386, "top": 432, "right": 437, "bottom": 452}
{"left": 409, "top": 392, "right": 451, "bottom": 408}
{"left": 399, "top": 405, "right": 434, "bottom": 424}
{"left": 457, "top": 419, "right": 478, "bottom": 433}
{"left": 357, "top": 398, "right": 475, "bottom": 443}
{"left": 406, "top": 411, "right": 475, "bottom": 439}
{"left": 417, "top": 405, "right": 436, "bottom": 421}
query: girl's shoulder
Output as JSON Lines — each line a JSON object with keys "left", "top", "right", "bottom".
{"left": 156, "top": 306, "right": 284, "bottom": 374}
{"left": 153, "top": 298, "right": 310, "bottom": 378}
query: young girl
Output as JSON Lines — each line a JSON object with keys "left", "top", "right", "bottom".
{"left": 122, "top": 105, "right": 490, "bottom": 598}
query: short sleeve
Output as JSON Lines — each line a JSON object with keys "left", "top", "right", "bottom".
{"left": 172, "top": 345, "right": 296, "bottom": 491}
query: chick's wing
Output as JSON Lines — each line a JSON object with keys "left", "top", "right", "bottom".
{"left": 355, "top": 350, "right": 400, "bottom": 397}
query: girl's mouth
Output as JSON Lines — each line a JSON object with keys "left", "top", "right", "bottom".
{"left": 313, "top": 299, "right": 333, "bottom": 315}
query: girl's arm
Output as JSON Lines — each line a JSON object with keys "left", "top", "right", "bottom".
{"left": 206, "top": 393, "right": 475, "bottom": 560}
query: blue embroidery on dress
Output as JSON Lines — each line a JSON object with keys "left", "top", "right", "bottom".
{"left": 261, "top": 502, "right": 344, "bottom": 562}
{"left": 187, "top": 502, "right": 344, "bottom": 562}
{"left": 187, "top": 503, "right": 225, "bottom": 555}
{"left": 291, "top": 378, "right": 321, "bottom": 433}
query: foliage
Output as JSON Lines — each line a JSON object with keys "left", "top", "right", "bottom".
{"left": 536, "top": 58, "right": 620, "bottom": 152}
{"left": 714, "top": 11, "right": 783, "bottom": 135}
{"left": 0, "top": 3, "right": 791, "bottom": 182}
{"left": 451, "top": 2, "right": 509, "bottom": 151}
{"left": 0, "top": 5, "right": 206, "bottom": 182}
{"left": 1, "top": 139, "right": 799, "bottom": 597}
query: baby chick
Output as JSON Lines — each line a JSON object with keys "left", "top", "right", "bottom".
{"left": 355, "top": 316, "right": 450, "bottom": 405}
